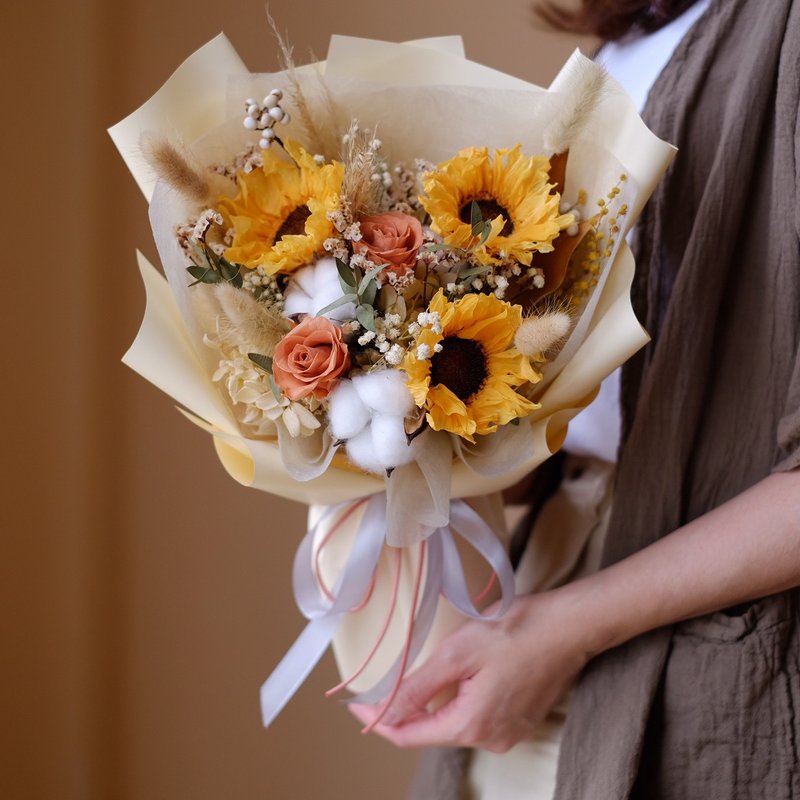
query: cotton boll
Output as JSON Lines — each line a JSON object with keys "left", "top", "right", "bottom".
{"left": 327, "top": 380, "right": 371, "bottom": 440}
{"left": 370, "top": 414, "right": 417, "bottom": 469}
{"left": 353, "top": 369, "right": 415, "bottom": 417}
{"left": 344, "top": 427, "right": 387, "bottom": 475}
{"left": 283, "top": 257, "right": 356, "bottom": 321}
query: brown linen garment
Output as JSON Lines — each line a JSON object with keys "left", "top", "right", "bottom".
{"left": 555, "top": 0, "right": 800, "bottom": 797}
{"left": 408, "top": 0, "right": 800, "bottom": 797}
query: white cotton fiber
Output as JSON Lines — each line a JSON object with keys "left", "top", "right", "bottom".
{"left": 327, "top": 380, "right": 370, "bottom": 440}
{"left": 345, "top": 427, "right": 387, "bottom": 475}
{"left": 353, "top": 370, "right": 415, "bottom": 416}
{"left": 370, "top": 414, "right": 416, "bottom": 469}
{"left": 283, "top": 257, "right": 356, "bottom": 321}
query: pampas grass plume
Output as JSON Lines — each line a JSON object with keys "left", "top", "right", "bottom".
{"left": 543, "top": 60, "right": 609, "bottom": 154}
{"left": 514, "top": 311, "right": 572, "bottom": 357}
{"left": 213, "top": 283, "right": 291, "bottom": 356}
{"left": 139, "top": 131, "right": 210, "bottom": 205}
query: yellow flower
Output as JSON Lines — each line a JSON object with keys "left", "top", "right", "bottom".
{"left": 420, "top": 145, "right": 573, "bottom": 266}
{"left": 403, "top": 290, "right": 540, "bottom": 442}
{"left": 218, "top": 141, "right": 344, "bottom": 275}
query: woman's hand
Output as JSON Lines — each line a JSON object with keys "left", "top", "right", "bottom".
{"left": 350, "top": 589, "right": 591, "bottom": 752}
{"left": 353, "top": 471, "right": 800, "bottom": 752}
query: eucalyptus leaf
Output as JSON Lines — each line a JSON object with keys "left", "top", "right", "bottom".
{"left": 268, "top": 374, "right": 282, "bottom": 402}
{"left": 470, "top": 200, "right": 483, "bottom": 235}
{"left": 361, "top": 281, "right": 378, "bottom": 308}
{"left": 457, "top": 265, "right": 491, "bottom": 282}
{"left": 188, "top": 239, "right": 212, "bottom": 269}
{"left": 316, "top": 293, "right": 358, "bottom": 317}
{"left": 186, "top": 265, "right": 219, "bottom": 285}
{"left": 358, "top": 263, "right": 389, "bottom": 295}
{"left": 248, "top": 352, "right": 274, "bottom": 373}
{"left": 356, "top": 304, "right": 376, "bottom": 332}
{"left": 421, "top": 243, "right": 451, "bottom": 253}
{"left": 335, "top": 258, "right": 357, "bottom": 289}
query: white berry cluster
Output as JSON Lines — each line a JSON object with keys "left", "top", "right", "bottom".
{"left": 242, "top": 89, "right": 290, "bottom": 149}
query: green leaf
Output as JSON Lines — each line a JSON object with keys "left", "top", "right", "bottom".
{"left": 421, "top": 243, "right": 451, "bottom": 253}
{"left": 335, "top": 257, "right": 357, "bottom": 289}
{"left": 360, "top": 281, "right": 378, "bottom": 308}
{"left": 186, "top": 265, "right": 219, "bottom": 285}
{"left": 316, "top": 293, "right": 358, "bottom": 318}
{"left": 457, "top": 265, "right": 491, "bottom": 282}
{"left": 188, "top": 239, "right": 212, "bottom": 269}
{"left": 470, "top": 200, "right": 483, "bottom": 235}
{"left": 356, "top": 304, "right": 376, "bottom": 331}
{"left": 268, "top": 374, "right": 282, "bottom": 402}
{"left": 218, "top": 259, "right": 239, "bottom": 281}
{"left": 248, "top": 352, "right": 274, "bottom": 373}
{"left": 358, "top": 263, "right": 389, "bottom": 295}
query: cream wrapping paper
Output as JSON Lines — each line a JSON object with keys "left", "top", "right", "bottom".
{"left": 111, "top": 33, "right": 676, "bottom": 722}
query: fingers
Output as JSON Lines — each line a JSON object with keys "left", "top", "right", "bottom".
{"left": 350, "top": 690, "right": 473, "bottom": 748}
{"left": 379, "top": 642, "right": 472, "bottom": 726}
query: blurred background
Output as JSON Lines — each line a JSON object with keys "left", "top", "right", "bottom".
{"left": 2, "top": 2, "right": 590, "bottom": 798}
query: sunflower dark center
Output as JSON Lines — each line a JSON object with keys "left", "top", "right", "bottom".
{"left": 276, "top": 205, "right": 312, "bottom": 240}
{"left": 459, "top": 198, "right": 514, "bottom": 237}
{"left": 429, "top": 336, "right": 488, "bottom": 402}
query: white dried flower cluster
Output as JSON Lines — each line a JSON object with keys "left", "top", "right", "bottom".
{"left": 211, "top": 146, "right": 261, "bottom": 179}
{"left": 210, "top": 347, "right": 319, "bottom": 438}
{"left": 416, "top": 311, "right": 442, "bottom": 334}
{"left": 385, "top": 343, "right": 405, "bottom": 366}
{"left": 414, "top": 341, "right": 443, "bottom": 361}
{"left": 471, "top": 271, "right": 511, "bottom": 299}
{"left": 323, "top": 236, "right": 348, "bottom": 261}
{"left": 385, "top": 164, "right": 424, "bottom": 213}
{"left": 327, "top": 209, "right": 349, "bottom": 233}
{"left": 191, "top": 209, "right": 224, "bottom": 242}
{"left": 241, "top": 268, "right": 285, "bottom": 308}
{"left": 342, "top": 222, "right": 362, "bottom": 242}
{"left": 356, "top": 312, "right": 405, "bottom": 359}
{"left": 242, "top": 89, "right": 290, "bottom": 149}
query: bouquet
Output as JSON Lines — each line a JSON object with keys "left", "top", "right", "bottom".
{"left": 110, "top": 33, "right": 674, "bottom": 728}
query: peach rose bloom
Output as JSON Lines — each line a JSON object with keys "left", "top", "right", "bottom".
{"left": 272, "top": 316, "right": 351, "bottom": 401}
{"left": 354, "top": 211, "right": 423, "bottom": 278}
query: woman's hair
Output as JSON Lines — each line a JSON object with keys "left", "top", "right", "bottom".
{"left": 536, "top": 0, "right": 700, "bottom": 41}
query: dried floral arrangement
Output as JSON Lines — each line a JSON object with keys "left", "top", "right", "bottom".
{"left": 110, "top": 31, "right": 674, "bottom": 728}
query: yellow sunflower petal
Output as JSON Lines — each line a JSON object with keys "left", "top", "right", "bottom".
{"left": 420, "top": 145, "right": 573, "bottom": 266}
{"left": 404, "top": 290, "right": 538, "bottom": 442}
{"left": 425, "top": 385, "right": 477, "bottom": 443}
{"left": 217, "top": 141, "right": 344, "bottom": 276}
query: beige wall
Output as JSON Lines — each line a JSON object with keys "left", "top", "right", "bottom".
{"left": 2, "top": 2, "right": 589, "bottom": 799}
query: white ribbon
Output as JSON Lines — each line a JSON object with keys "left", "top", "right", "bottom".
{"left": 259, "top": 495, "right": 516, "bottom": 726}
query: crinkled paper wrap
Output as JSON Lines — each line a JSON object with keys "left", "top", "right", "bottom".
{"left": 111, "top": 34, "right": 675, "bottom": 706}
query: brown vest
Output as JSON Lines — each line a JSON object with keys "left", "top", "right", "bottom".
{"left": 556, "top": 0, "right": 800, "bottom": 797}
{"left": 409, "top": 0, "right": 800, "bottom": 797}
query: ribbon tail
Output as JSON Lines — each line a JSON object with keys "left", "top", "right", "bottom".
{"left": 259, "top": 614, "right": 342, "bottom": 727}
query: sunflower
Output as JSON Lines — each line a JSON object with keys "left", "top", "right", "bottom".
{"left": 217, "top": 141, "right": 344, "bottom": 276}
{"left": 420, "top": 145, "right": 573, "bottom": 267}
{"left": 403, "top": 290, "right": 540, "bottom": 442}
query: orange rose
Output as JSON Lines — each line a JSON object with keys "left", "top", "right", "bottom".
{"left": 354, "top": 211, "right": 423, "bottom": 279}
{"left": 273, "top": 316, "right": 351, "bottom": 401}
